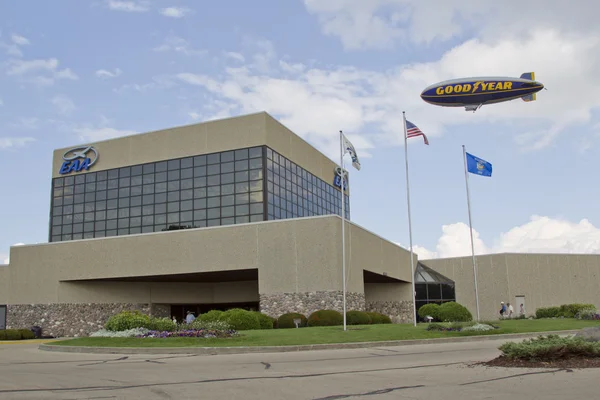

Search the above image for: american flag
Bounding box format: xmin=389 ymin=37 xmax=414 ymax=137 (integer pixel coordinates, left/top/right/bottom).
xmin=406 ymin=120 xmax=429 ymax=145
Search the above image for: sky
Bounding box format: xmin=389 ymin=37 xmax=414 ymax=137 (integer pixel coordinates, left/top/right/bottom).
xmin=2 ymin=0 xmax=600 ymax=264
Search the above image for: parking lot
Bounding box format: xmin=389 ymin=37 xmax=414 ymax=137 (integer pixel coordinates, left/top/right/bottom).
xmin=0 ymin=338 xmax=596 ymax=399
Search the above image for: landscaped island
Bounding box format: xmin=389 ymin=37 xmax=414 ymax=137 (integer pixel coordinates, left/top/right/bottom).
xmin=45 ymin=302 xmax=600 ymax=348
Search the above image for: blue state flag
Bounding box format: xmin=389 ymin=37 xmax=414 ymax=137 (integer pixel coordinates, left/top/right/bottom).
xmin=466 ymin=152 xmax=492 ymax=177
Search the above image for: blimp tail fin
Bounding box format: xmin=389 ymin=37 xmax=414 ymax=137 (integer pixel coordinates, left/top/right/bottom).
xmin=520 ymin=72 xmax=535 ymax=81
xmin=522 ymin=93 xmax=537 ymax=102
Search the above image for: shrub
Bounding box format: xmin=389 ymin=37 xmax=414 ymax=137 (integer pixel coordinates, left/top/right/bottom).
xmin=251 ymin=312 xmax=274 ymax=329
xmin=499 ymin=335 xmax=600 ymax=360
xmin=105 ymin=310 xmax=151 ymax=331
xmin=277 ymin=312 xmax=307 ymax=329
xmin=0 ymin=329 xmax=34 ymax=340
xmin=426 ymin=323 xmax=461 ymax=332
xmin=199 ymin=310 xmax=224 ymax=323
xmin=576 ymin=307 xmax=600 ymax=320
xmin=560 ymin=304 xmax=596 ymax=318
xmin=437 ymin=302 xmax=473 ymax=322
xmin=535 ymin=306 xmax=561 ymax=319
xmin=307 ymin=310 xmax=343 ymax=327
xmin=148 ymin=317 xmax=177 ymax=332
xmin=19 ymin=329 xmax=35 ymax=340
xmin=189 ymin=319 xmax=232 ymax=331
xmin=366 ymin=312 xmax=392 ymax=324
xmin=535 ymin=304 xmax=597 ymax=319
xmin=418 ymin=304 xmax=441 ymax=321
xmin=221 ymin=308 xmax=261 ymax=330
xmin=346 ymin=310 xmax=372 ymax=325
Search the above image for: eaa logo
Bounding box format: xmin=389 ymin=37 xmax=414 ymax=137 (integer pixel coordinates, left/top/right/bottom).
xmin=59 ymin=145 xmax=99 ymax=175
xmin=333 ymin=166 xmax=348 ymax=191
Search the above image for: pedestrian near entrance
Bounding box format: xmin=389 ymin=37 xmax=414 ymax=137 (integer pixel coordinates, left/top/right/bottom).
xmin=499 ymin=302 xmax=506 ymax=318
xmin=185 ymin=311 xmax=195 ymax=324
xmin=507 ymin=303 xmax=514 ymax=318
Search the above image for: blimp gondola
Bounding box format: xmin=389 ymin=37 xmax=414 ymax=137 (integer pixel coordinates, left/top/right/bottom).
xmin=420 ymin=72 xmax=544 ymax=112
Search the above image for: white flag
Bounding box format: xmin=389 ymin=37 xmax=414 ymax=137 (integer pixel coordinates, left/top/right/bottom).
xmin=342 ymin=134 xmax=361 ymax=171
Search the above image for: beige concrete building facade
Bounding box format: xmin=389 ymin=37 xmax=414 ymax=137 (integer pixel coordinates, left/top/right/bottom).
xmin=0 ymin=112 xmax=415 ymax=336
xmin=421 ymin=253 xmax=600 ymax=320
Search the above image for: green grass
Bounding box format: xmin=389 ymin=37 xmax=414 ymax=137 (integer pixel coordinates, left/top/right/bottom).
xmin=52 ymin=319 xmax=600 ymax=348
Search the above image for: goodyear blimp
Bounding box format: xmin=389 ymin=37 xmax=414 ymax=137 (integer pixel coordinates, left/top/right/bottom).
xmin=420 ymin=72 xmax=544 ymax=112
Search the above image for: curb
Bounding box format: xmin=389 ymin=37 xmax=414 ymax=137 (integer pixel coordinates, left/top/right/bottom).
xmin=37 ymin=330 xmax=580 ymax=355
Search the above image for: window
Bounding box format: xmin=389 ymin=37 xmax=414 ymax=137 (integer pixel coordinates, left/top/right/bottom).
xmin=265 ymin=147 xmax=350 ymax=221
xmin=414 ymin=263 xmax=456 ymax=315
xmin=49 ymin=146 xmax=266 ymax=242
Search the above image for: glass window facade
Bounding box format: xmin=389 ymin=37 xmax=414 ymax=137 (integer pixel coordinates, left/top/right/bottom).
xmin=49 ymin=146 xmax=266 ymax=242
xmin=266 ymin=147 xmax=350 ymax=221
xmin=414 ymin=263 xmax=456 ymax=312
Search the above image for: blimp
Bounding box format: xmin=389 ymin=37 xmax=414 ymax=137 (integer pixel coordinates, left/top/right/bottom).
xmin=420 ymin=72 xmax=544 ymax=112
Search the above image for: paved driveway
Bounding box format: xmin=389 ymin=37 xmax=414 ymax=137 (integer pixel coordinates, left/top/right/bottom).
xmin=0 ymin=338 xmax=596 ymax=399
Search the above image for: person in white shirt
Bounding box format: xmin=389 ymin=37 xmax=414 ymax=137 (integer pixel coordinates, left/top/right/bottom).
xmin=507 ymin=303 xmax=514 ymax=318
xmin=185 ymin=311 xmax=195 ymax=324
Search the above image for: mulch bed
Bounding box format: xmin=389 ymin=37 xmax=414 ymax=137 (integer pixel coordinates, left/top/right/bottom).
xmin=481 ymin=355 xmax=600 ymax=369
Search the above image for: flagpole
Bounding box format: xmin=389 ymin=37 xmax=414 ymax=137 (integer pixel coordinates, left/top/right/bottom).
xmin=403 ymin=112 xmax=417 ymax=327
xmin=340 ymin=130 xmax=347 ymax=331
xmin=462 ymin=145 xmax=481 ymax=321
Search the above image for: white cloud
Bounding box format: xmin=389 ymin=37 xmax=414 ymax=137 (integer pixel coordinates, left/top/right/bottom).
xmin=409 ymin=216 xmax=600 ymax=259
xmin=224 ymin=52 xmax=245 ymax=62
xmin=114 ymin=74 xmax=175 ymax=93
xmin=11 ymin=34 xmax=30 ymax=46
xmin=160 ymin=7 xmax=190 ymax=18
xmin=170 ymin=24 xmax=600 ymax=159
xmin=74 ymin=126 xmax=137 ymax=142
xmin=105 ymin=0 xmax=148 ymax=12
xmin=0 ymin=137 xmax=35 ymax=150
xmin=303 ymin=1 xmax=600 ymax=50
xmin=51 ymin=95 xmax=76 ymax=115
xmin=5 ymin=58 xmax=78 ymax=85
xmin=95 ymin=68 xmax=122 ymax=78
xmin=152 ymin=36 xmax=206 ymax=56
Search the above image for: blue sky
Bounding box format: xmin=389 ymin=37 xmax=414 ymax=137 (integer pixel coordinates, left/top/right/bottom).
xmin=2 ymin=0 xmax=600 ymax=263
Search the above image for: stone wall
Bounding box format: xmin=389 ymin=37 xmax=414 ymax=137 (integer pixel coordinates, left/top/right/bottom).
xmin=259 ymin=291 xmax=365 ymax=318
xmin=366 ymin=300 xmax=414 ymax=324
xmin=6 ymin=303 xmax=171 ymax=338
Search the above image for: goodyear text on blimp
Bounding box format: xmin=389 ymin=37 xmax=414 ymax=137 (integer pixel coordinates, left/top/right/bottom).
xmin=435 ymin=81 xmax=513 ymax=95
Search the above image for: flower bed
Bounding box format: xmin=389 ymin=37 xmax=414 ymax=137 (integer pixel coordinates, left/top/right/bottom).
xmin=136 ymin=328 xmax=238 ymax=339
xmin=426 ymin=321 xmax=500 ymax=332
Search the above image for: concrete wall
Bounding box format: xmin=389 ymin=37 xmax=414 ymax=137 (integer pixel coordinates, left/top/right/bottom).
xmin=58 ymin=281 xmax=258 ymax=304
xmin=422 ymin=253 xmax=600 ymax=320
xmin=2 ymin=215 xmax=414 ymax=305
xmin=51 ymin=112 xmax=342 ymax=192
xmin=0 ymin=266 xmax=8 ymax=304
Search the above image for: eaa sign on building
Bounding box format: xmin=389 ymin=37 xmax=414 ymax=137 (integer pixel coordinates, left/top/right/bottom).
xmin=59 ymin=145 xmax=99 ymax=175
xmin=333 ymin=166 xmax=348 ymax=191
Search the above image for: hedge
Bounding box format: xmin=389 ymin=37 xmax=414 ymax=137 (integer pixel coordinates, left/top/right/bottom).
xmin=308 ymin=310 xmax=344 ymax=326
xmin=277 ymin=312 xmax=308 ymax=329
xmin=437 ymin=302 xmax=473 ymax=322
xmin=252 ymin=311 xmax=275 ymax=329
xmin=536 ymin=303 xmax=597 ymax=319
xmin=0 ymin=329 xmax=35 ymax=340
xmin=367 ymin=312 xmax=392 ymax=324
xmin=221 ymin=308 xmax=261 ymax=330
xmin=418 ymin=304 xmax=441 ymax=321
xmin=199 ymin=310 xmax=224 ymax=323
xmin=346 ymin=310 xmax=372 ymax=325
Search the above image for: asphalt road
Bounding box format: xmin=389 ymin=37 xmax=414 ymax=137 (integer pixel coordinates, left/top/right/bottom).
xmin=0 ymin=338 xmax=597 ymax=399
